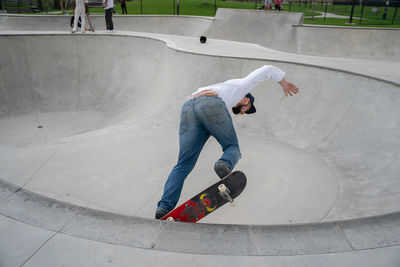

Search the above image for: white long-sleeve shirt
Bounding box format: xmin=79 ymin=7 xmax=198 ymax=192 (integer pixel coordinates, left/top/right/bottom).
xmin=192 ymin=65 xmax=285 ymax=109
xmin=103 ymin=0 xmax=114 ymax=9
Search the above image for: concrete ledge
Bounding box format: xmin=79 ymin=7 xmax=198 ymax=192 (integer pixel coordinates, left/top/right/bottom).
xmin=294 ymin=24 xmax=400 ymax=30
xmin=1 ymin=178 xmax=399 ymax=256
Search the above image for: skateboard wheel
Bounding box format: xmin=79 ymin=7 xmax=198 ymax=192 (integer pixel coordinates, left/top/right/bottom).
xmin=218 ymin=184 xmax=227 ymax=193
xmin=166 ymin=217 xmax=175 ymax=221
xmin=230 ymin=200 xmax=236 ymax=206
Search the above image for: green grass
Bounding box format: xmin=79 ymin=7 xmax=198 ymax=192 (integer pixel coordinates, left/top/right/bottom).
xmin=89 ymin=0 xmax=256 ymax=16
xmin=304 ymin=17 xmax=400 ymax=27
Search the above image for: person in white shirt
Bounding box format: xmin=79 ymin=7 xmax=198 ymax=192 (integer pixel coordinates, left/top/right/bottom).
xmin=155 ymin=65 xmax=299 ymax=219
xmin=71 ymin=0 xmax=88 ymax=33
xmin=103 ymin=0 xmax=114 ymax=32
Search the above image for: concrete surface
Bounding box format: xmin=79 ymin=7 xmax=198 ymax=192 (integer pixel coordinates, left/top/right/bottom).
xmin=1 ymin=9 xmax=400 ymax=60
xmin=1 ymin=9 xmax=400 ymax=266
xmin=1 ymin=180 xmax=400 ymax=266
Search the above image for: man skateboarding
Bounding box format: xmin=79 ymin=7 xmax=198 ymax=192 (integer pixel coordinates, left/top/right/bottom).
xmin=155 ymin=65 xmax=299 ymax=219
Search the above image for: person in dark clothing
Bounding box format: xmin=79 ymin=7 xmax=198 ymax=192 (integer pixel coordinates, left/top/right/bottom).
xmin=103 ymin=0 xmax=114 ymax=32
xmin=120 ymin=0 xmax=127 ymax=14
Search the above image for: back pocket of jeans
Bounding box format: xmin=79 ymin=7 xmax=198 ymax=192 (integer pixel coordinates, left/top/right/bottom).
xmin=200 ymin=103 xmax=227 ymax=125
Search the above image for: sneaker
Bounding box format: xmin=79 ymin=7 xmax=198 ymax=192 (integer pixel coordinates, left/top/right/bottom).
xmin=71 ymin=29 xmax=77 ymax=33
xmin=214 ymin=160 xmax=231 ymax=179
xmin=155 ymin=207 xmax=169 ymax=219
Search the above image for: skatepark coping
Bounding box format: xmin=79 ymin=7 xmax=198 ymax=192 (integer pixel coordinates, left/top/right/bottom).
xmin=2 ymin=178 xmax=400 ymax=256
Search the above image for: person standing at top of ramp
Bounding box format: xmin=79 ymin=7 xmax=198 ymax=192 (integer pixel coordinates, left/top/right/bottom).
xmin=155 ymin=65 xmax=300 ymax=219
xmin=71 ymin=0 xmax=88 ymax=33
xmin=103 ymin=0 xmax=114 ymax=32
xmin=274 ymin=0 xmax=282 ymax=11
xmin=120 ymin=0 xmax=128 ymax=14
xmin=264 ymin=0 xmax=272 ymax=10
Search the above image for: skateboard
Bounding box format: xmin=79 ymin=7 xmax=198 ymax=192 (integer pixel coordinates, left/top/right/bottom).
xmin=86 ymin=14 xmax=95 ymax=32
xmin=161 ymin=171 xmax=247 ymax=223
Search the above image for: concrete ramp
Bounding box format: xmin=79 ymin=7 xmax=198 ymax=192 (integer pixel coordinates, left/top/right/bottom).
xmin=0 ymin=14 xmax=213 ymax=36
xmin=205 ymin=9 xmax=303 ymax=53
xmin=1 ymin=34 xmax=400 ymax=225
xmin=1 ymin=10 xmax=400 ymax=59
xmin=296 ymin=25 xmax=400 ymax=60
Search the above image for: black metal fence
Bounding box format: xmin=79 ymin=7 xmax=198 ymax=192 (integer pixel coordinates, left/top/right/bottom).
xmin=1 ymin=0 xmax=399 ymax=26
xmin=286 ymin=0 xmax=400 ymax=25
xmin=0 ymin=0 xmax=43 ymax=12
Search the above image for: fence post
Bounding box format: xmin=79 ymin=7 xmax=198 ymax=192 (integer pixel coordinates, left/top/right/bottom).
xmin=324 ymin=1 xmax=328 ymax=21
xmin=349 ymin=0 xmax=356 ymax=23
xmin=359 ymin=1 xmax=364 ymax=24
xmin=393 ymin=6 xmax=398 ymax=24
xmin=383 ymin=1 xmax=389 ymax=20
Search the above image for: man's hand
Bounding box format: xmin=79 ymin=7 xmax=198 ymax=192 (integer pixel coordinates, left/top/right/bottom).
xmin=279 ymin=78 xmax=299 ymax=97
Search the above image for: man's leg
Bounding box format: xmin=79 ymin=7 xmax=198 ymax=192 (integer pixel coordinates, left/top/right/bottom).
xmin=72 ymin=13 xmax=79 ymax=32
xmin=60 ymin=0 xmax=65 ymax=13
xmin=77 ymin=8 xmax=86 ymax=32
xmin=157 ymin=101 xmax=210 ymax=215
xmin=194 ymin=96 xmax=241 ymax=178
xmin=105 ymin=9 xmax=110 ymax=30
xmin=108 ymin=8 xmax=114 ymax=30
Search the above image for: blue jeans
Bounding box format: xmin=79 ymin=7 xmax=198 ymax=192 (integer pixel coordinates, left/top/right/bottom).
xmin=157 ymin=95 xmax=242 ymax=211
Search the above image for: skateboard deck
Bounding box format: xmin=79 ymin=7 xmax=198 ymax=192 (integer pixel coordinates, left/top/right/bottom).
xmin=161 ymin=171 xmax=247 ymax=223
xmin=86 ymin=14 xmax=95 ymax=32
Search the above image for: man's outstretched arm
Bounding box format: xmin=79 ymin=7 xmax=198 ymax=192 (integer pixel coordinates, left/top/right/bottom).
xmin=238 ymin=65 xmax=286 ymax=91
xmin=238 ymin=65 xmax=299 ymax=97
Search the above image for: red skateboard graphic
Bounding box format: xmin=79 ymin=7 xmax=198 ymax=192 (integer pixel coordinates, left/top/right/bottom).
xmin=161 ymin=171 xmax=247 ymax=223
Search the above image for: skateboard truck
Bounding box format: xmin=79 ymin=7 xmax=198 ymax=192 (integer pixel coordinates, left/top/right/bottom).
xmin=218 ymin=184 xmax=236 ymax=206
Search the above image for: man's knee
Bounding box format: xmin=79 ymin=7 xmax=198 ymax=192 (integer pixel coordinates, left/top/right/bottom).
xmin=229 ymin=145 xmax=242 ymax=163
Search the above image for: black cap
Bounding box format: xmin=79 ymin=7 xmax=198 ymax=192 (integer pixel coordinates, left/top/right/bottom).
xmin=245 ymin=93 xmax=256 ymax=114
xmin=200 ymin=36 xmax=207 ymax=43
